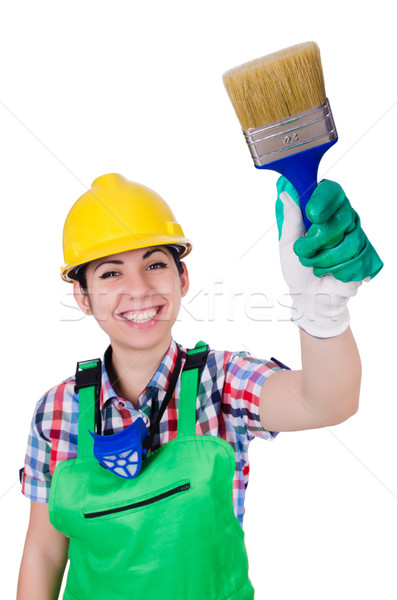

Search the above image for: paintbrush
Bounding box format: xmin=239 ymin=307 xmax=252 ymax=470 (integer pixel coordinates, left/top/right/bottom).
xmin=223 ymin=42 xmax=338 ymax=231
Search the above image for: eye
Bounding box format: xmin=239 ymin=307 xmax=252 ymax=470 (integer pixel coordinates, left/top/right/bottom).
xmin=99 ymin=270 xmax=120 ymax=279
xmin=147 ymin=261 xmax=167 ymax=271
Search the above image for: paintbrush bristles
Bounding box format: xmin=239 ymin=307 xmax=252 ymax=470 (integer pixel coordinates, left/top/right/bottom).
xmin=223 ymin=42 xmax=326 ymax=131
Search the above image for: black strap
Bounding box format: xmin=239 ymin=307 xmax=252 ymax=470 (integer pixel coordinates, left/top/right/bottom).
xmin=74 ymin=358 xmax=102 ymax=434
xmin=183 ymin=343 xmax=210 ymax=397
xmin=143 ymin=344 xmax=209 ymax=450
xmin=270 ymin=356 xmax=291 ymax=371
xmin=142 ymin=346 xmax=182 ymax=452
xmin=183 ymin=344 xmax=210 ymax=372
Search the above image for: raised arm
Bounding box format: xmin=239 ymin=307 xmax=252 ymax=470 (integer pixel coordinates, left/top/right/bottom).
xmin=260 ymin=327 xmax=360 ymax=431
xmin=259 ymin=177 xmax=382 ymax=432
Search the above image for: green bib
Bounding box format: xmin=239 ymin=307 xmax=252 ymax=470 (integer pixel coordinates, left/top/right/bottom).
xmin=49 ymin=343 xmax=255 ymax=600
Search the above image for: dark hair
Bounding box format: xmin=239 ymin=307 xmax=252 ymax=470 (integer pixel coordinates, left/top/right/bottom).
xmin=74 ymin=263 xmax=88 ymax=292
xmin=75 ymin=245 xmax=184 ymax=293
xmin=167 ymin=245 xmax=185 ymax=276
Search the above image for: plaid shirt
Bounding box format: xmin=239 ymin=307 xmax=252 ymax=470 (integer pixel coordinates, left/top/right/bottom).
xmin=22 ymin=340 xmax=282 ymax=526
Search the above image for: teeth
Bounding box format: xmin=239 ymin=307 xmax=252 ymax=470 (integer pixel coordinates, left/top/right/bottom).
xmin=122 ymin=308 xmax=158 ymax=323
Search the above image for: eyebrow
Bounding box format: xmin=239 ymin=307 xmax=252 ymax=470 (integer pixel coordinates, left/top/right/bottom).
xmin=93 ymin=249 xmax=168 ymax=273
xmin=142 ymin=248 xmax=168 ymax=259
xmin=93 ymin=260 xmax=123 ymax=273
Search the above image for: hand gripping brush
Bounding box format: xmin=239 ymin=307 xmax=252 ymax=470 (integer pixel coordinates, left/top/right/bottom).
xmin=223 ymin=42 xmax=338 ymax=231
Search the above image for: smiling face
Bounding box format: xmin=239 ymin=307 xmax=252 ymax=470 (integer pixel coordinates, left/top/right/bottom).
xmin=73 ymin=246 xmax=189 ymax=356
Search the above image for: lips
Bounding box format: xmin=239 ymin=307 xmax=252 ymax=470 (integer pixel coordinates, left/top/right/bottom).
xmin=120 ymin=306 xmax=161 ymax=324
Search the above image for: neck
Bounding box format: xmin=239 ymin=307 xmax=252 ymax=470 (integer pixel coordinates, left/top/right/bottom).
xmin=108 ymin=336 xmax=172 ymax=408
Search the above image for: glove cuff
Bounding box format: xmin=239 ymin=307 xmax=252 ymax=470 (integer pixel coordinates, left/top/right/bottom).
xmin=289 ymin=279 xmax=361 ymax=338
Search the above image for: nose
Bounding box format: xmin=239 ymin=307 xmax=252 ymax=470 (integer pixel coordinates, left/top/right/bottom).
xmin=118 ymin=270 xmax=157 ymax=304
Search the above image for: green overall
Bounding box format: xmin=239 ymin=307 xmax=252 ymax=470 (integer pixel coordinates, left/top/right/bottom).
xmin=49 ymin=344 xmax=255 ymax=599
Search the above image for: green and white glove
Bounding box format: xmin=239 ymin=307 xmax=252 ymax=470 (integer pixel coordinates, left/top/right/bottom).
xmin=276 ymin=176 xmax=383 ymax=338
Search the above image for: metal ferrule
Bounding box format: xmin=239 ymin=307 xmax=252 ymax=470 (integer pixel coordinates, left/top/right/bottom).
xmin=243 ymin=99 xmax=337 ymax=166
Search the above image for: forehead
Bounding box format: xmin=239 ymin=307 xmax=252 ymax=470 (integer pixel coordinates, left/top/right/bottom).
xmin=88 ymin=246 xmax=172 ymax=270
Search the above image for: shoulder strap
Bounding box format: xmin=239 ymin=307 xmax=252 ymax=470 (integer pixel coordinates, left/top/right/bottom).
xmin=75 ymin=358 xmax=102 ymax=459
xmin=177 ymin=341 xmax=209 ymax=438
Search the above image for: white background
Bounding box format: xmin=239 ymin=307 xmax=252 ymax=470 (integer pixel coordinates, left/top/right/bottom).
xmin=1 ymin=1 xmax=396 ymax=598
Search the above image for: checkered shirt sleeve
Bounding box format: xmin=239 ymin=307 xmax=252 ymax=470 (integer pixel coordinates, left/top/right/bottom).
xmin=21 ymin=378 xmax=77 ymax=502
xmin=223 ymin=350 xmax=280 ymax=440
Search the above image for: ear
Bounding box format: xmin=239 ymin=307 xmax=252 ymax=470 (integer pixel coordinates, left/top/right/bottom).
xmin=180 ymin=262 xmax=190 ymax=298
xmin=73 ymin=281 xmax=93 ymax=315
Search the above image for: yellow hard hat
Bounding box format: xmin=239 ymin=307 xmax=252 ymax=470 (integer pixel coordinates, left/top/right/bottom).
xmin=61 ymin=173 xmax=192 ymax=282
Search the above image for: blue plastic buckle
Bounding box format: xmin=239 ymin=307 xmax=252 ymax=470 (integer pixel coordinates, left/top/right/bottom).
xmin=90 ymin=417 xmax=148 ymax=479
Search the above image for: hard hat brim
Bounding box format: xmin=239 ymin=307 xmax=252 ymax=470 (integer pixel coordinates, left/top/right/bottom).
xmin=61 ymin=239 xmax=192 ymax=283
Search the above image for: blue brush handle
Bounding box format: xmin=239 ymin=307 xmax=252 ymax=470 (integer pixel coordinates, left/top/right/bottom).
xmin=257 ymin=139 xmax=338 ymax=231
